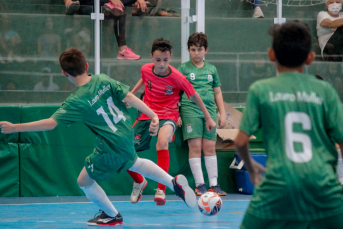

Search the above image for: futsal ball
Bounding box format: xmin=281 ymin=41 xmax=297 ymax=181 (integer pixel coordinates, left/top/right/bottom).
xmin=198 ymin=192 xmax=223 ymax=216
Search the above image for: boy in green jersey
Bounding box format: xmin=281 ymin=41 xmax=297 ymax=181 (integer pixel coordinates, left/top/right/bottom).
xmin=0 ymin=48 xmax=196 ymax=226
xmin=177 ymin=32 xmax=227 ymax=196
xmin=235 ymin=22 xmax=343 ymax=228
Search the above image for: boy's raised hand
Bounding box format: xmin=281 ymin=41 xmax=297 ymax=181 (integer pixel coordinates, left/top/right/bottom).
xmin=206 ymin=118 xmax=217 ymax=132
xmin=176 ymin=117 xmax=182 ymax=127
xmin=123 ymin=101 xmax=131 ymax=109
xmin=248 ymin=160 xmax=266 ymax=186
xmin=0 ymin=121 xmax=15 ymax=134
xmin=149 ymin=116 xmax=159 ymax=136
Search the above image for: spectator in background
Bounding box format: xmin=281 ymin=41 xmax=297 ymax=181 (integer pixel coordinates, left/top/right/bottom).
xmin=317 ymin=0 xmax=343 ymax=61
xmin=64 ymin=16 xmax=91 ymax=55
xmin=33 ymin=67 xmax=59 ymax=91
xmin=5 ymin=81 xmax=16 ymax=90
xmin=0 ymin=14 xmax=23 ymax=63
xmin=250 ymin=54 xmax=272 ymax=81
xmin=64 ymin=0 xmax=146 ymax=60
xmin=243 ymin=0 xmax=264 ymax=18
xmin=131 ymin=0 xmax=180 ymax=17
xmin=37 ymin=17 xmax=61 ymax=58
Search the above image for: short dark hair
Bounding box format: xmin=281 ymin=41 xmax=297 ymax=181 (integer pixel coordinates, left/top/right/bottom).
xmin=187 ymin=32 xmax=208 ymax=49
xmin=315 ymin=74 xmax=324 ymax=80
xmin=151 ymin=38 xmax=172 ymax=55
xmin=270 ymin=21 xmax=312 ymax=68
xmin=59 ymin=47 xmax=87 ymax=77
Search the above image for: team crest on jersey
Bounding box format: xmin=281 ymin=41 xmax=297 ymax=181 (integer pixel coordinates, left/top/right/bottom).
xmin=187 ymin=124 xmax=193 ymax=133
xmin=207 ymin=73 xmax=213 ymax=81
xmin=164 ymin=85 xmax=174 ymax=95
xmin=134 ymin=134 xmax=142 ymax=145
xmin=58 ymin=108 xmax=66 ymax=113
xmin=147 ymin=80 xmax=152 ymax=91
xmin=190 ymin=73 xmax=195 ymax=80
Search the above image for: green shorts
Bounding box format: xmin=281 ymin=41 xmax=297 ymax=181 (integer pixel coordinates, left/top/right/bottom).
xmin=133 ymin=119 xmax=176 ymax=152
xmin=85 ymin=139 xmax=137 ymax=181
xmin=240 ymin=211 xmax=343 ymax=229
xmin=181 ymin=117 xmax=217 ymax=141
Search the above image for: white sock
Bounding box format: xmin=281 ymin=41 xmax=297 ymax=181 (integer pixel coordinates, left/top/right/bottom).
xmin=205 ymin=155 xmax=218 ymax=187
xmin=189 ymin=157 xmax=204 ymax=186
xmin=129 ymin=157 xmax=174 ymax=191
xmin=338 ymin=149 xmax=343 ymax=184
xmin=80 ymin=182 xmax=118 ymax=217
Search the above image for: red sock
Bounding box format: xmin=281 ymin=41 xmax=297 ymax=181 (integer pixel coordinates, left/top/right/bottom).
xmin=157 ymin=149 xmax=170 ymax=191
xmin=127 ymin=170 xmax=144 ymax=183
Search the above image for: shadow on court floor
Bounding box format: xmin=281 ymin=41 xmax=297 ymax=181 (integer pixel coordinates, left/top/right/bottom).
xmin=0 ymin=194 xmax=251 ymax=229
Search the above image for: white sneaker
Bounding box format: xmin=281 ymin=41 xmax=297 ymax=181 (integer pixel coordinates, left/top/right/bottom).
xmin=172 ymin=175 xmax=196 ymax=208
xmin=253 ymin=7 xmax=264 ymax=18
xmin=154 ymin=188 xmax=166 ymax=206
xmin=130 ymin=177 xmax=148 ymax=204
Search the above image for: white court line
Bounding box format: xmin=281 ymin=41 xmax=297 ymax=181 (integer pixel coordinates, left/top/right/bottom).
xmin=0 ymin=200 xmax=180 ymax=206
xmin=37 ymin=221 xmax=55 ymax=223
xmin=0 ymin=200 xmax=250 ymax=206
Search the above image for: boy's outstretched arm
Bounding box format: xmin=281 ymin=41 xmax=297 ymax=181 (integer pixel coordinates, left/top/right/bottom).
xmin=235 ymin=130 xmax=266 ymax=185
xmin=123 ymin=92 xmax=159 ymax=136
xmin=131 ymin=79 xmax=145 ymax=95
xmin=0 ymin=118 xmax=58 ymax=134
xmin=190 ymin=92 xmax=216 ymax=131
xmin=214 ymin=87 xmax=226 ymax=128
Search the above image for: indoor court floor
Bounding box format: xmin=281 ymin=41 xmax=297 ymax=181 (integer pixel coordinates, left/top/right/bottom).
xmin=0 ymin=194 xmax=251 ymax=229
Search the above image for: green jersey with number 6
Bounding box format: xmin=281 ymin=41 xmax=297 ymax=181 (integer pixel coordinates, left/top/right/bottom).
xmin=240 ymin=72 xmax=343 ymax=221
xmin=52 ymin=74 xmax=135 ymax=164
xmin=178 ymin=61 xmax=221 ymax=118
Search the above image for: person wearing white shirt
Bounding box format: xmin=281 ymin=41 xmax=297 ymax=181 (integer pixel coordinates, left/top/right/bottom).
xmin=33 ymin=67 xmax=59 ymax=91
xmin=317 ymin=0 xmax=343 ymax=61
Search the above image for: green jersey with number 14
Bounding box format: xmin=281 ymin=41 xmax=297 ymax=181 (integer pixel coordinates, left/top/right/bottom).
xmin=52 ymin=74 xmax=135 ymax=161
xmin=240 ymin=72 xmax=343 ymax=221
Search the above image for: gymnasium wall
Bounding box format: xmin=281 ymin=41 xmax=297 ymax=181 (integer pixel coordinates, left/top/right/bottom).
xmin=0 ymin=1 xmax=334 ymax=197
xmin=0 ymin=105 xmax=264 ymax=197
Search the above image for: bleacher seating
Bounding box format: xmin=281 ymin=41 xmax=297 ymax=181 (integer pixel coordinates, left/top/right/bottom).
xmin=0 ymin=0 xmax=340 ymax=104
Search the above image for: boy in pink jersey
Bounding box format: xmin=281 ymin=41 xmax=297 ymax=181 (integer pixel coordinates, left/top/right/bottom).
xmin=127 ymin=38 xmax=216 ymax=205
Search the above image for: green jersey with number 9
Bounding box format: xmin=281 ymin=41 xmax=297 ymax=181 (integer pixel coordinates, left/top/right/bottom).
xmin=178 ymin=61 xmax=221 ymax=118
xmin=51 ymin=74 xmax=136 ymax=169
xmin=240 ymin=72 xmax=343 ymax=221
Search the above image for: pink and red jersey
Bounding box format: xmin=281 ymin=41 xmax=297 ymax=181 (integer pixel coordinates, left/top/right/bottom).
xmin=139 ymin=63 xmax=196 ymax=122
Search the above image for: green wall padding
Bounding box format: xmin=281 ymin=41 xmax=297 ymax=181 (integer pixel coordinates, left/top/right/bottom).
xmin=0 ymin=106 xmax=21 ymax=197
xmin=0 ymin=105 xmax=263 ymax=197
xmin=0 ymin=144 xmax=20 ymax=197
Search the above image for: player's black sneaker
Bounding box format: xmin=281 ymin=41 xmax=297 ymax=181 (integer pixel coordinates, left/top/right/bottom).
xmin=195 ymin=183 xmax=207 ymax=196
xmin=87 ymin=210 xmax=123 ymax=226
xmin=208 ymin=184 xmax=227 ymax=196
xmin=172 ymin=175 xmax=196 ymax=208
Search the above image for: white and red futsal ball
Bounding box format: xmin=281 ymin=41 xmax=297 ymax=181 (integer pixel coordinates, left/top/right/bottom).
xmin=198 ymin=191 xmax=223 ymax=216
